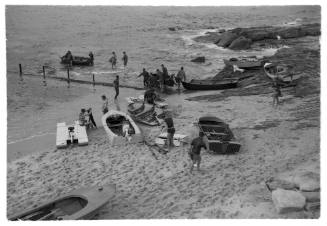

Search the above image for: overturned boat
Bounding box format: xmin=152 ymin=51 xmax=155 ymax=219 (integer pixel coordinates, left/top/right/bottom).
xmin=102 ymin=110 xmax=143 ymax=146
xmin=198 ymin=116 xmax=241 ymax=154
xmin=9 ymin=184 xmax=116 ymax=220
xmin=182 ymin=79 xmax=238 ymax=90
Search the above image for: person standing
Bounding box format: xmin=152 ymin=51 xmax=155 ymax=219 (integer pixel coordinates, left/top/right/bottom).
xmin=161 ymin=64 xmax=168 ymax=92
xmin=189 ymin=132 xmax=207 ymax=173
xmin=114 ymin=75 xmax=119 ymax=100
xmin=162 ymin=111 xmax=175 ymax=151
xmin=176 ymin=66 xmax=186 ymax=90
xmin=272 ymin=81 xmax=282 ymax=107
xmin=86 ymin=108 xmax=97 ymax=128
xmin=138 ymin=68 xmax=150 ymax=87
xmin=109 ymin=51 xmax=117 ymax=69
xmin=101 ymin=95 xmax=109 ymax=114
xmin=157 ymin=69 xmax=164 ymax=92
xmin=122 ymin=51 xmax=128 ymax=68
xmin=89 ymin=51 xmax=94 ymax=66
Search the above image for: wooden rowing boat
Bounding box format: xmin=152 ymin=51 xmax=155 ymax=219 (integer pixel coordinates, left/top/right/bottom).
xmin=198 ymin=116 xmax=241 ymax=154
xmin=102 ymin=110 xmax=143 ymax=146
xmin=223 ymin=58 xmax=264 ymax=69
xmin=128 ymin=103 xmax=160 ymax=126
xmin=181 ymin=79 xmax=238 ymax=90
xmin=9 ymin=184 xmax=116 ymax=220
xmin=263 ymin=62 xmax=301 ymax=83
xmin=60 ymin=56 xmax=93 ymax=66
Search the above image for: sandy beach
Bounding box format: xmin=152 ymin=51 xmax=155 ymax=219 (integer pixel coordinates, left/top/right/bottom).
xmin=6 ymin=5 xmax=320 ymax=220
xmin=7 ymin=80 xmax=320 ymax=219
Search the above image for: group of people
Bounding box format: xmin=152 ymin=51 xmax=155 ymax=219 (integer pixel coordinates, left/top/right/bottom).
xmin=109 ymin=51 xmax=128 ymax=69
xmin=137 ymin=65 xmax=186 ymax=91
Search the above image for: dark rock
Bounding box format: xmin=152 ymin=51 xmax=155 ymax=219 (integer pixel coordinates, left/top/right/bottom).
xmin=229 ymin=36 xmax=252 ymax=50
xmin=300 ymin=191 xmax=320 ymax=202
xmin=168 ymin=27 xmax=176 ymax=31
xmin=218 ymin=29 xmax=226 ymax=33
xmin=215 ymin=32 xmax=238 ymax=47
xmin=191 ymin=56 xmax=205 ymax=63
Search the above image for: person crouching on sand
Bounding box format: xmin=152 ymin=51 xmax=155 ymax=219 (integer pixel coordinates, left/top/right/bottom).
xmin=189 ymin=132 xmax=207 ymax=173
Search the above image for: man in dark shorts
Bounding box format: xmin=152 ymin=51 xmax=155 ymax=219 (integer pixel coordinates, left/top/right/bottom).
xmin=163 ymin=111 xmax=175 ymax=151
xmin=114 ymin=75 xmax=119 ymax=99
xmin=138 ymin=68 xmax=150 ymax=87
xmin=189 ymin=132 xmax=207 ymax=173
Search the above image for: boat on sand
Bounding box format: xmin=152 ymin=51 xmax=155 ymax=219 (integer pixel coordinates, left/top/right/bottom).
xmin=264 ymin=62 xmax=301 ymax=83
xmin=128 ymin=103 xmax=160 ymax=126
xmin=102 ymin=110 xmax=143 ymax=146
xmin=198 ymin=116 xmax=241 ymax=154
xmin=182 ymin=79 xmax=238 ymax=90
xmin=9 ymin=184 xmax=116 ymax=220
xmin=223 ymin=57 xmax=265 ymax=69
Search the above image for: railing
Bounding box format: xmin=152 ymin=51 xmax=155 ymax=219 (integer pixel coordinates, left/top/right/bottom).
xmin=13 ymin=63 xmax=144 ymax=90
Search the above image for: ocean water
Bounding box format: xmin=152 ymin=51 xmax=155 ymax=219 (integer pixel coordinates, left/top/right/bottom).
xmin=6 ymin=5 xmax=320 ymax=144
xmin=6 ymin=6 xmax=320 ymax=83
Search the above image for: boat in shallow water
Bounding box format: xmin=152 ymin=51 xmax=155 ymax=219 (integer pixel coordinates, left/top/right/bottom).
xmin=9 ymin=184 xmax=116 ymax=221
xmin=198 ymin=116 xmax=241 ymax=154
xmin=182 ymin=79 xmax=238 ymax=90
xmin=102 ymin=110 xmax=143 ymax=146
xmin=60 ymin=56 xmax=93 ymax=66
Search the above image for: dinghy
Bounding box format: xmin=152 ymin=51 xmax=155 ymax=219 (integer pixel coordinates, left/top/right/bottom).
xmin=224 ymin=57 xmax=265 ymax=69
xmin=181 ymin=79 xmax=238 ymax=90
xmin=198 ymin=116 xmax=241 ymax=154
xmin=128 ymin=103 xmax=161 ymax=126
xmin=56 ymin=121 xmax=88 ymax=148
xmin=9 ymin=184 xmax=116 ymax=220
xmin=60 ymin=56 xmax=93 ymax=66
xmin=102 ymin=110 xmax=143 ymax=146
xmin=264 ymin=62 xmax=301 ymax=83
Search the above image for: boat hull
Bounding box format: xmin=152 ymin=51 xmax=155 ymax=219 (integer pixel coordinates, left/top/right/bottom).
xmin=8 ymin=184 xmax=116 ymax=220
xmin=102 ymin=110 xmax=143 ymax=146
xmin=60 ymin=56 xmax=93 ymax=66
xmin=223 ymin=59 xmax=263 ymax=69
xmin=198 ymin=115 xmax=241 ymax=154
xmin=182 ymin=80 xmax=238 ymax=90
xmin=128 ymin=103 xmax=160 ymax=126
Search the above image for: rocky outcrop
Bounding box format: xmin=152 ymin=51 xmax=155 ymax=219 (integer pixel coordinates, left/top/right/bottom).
xmin=193 ymin=23 xmax=320 ymax=50
xmin=272 ymin=189 xmax=306 ymax=214
xmin=215 ymin=32 xmax=238 ymax=47
xmin=229 ymin=36 xmax=252 ymax=50
xmin=191 ymin=56 xmax=205 ymax=63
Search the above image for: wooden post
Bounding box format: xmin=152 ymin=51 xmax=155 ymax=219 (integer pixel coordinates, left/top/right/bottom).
xmin=67 ymin=68 xmax=70 ymax=84
xmin=19 ymin=64 xmax=22 ymax=75
xmin=92 ymin=74 xmax=95 ymax=86
xmin=42 ymin=66 xmax=46 ymax=80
